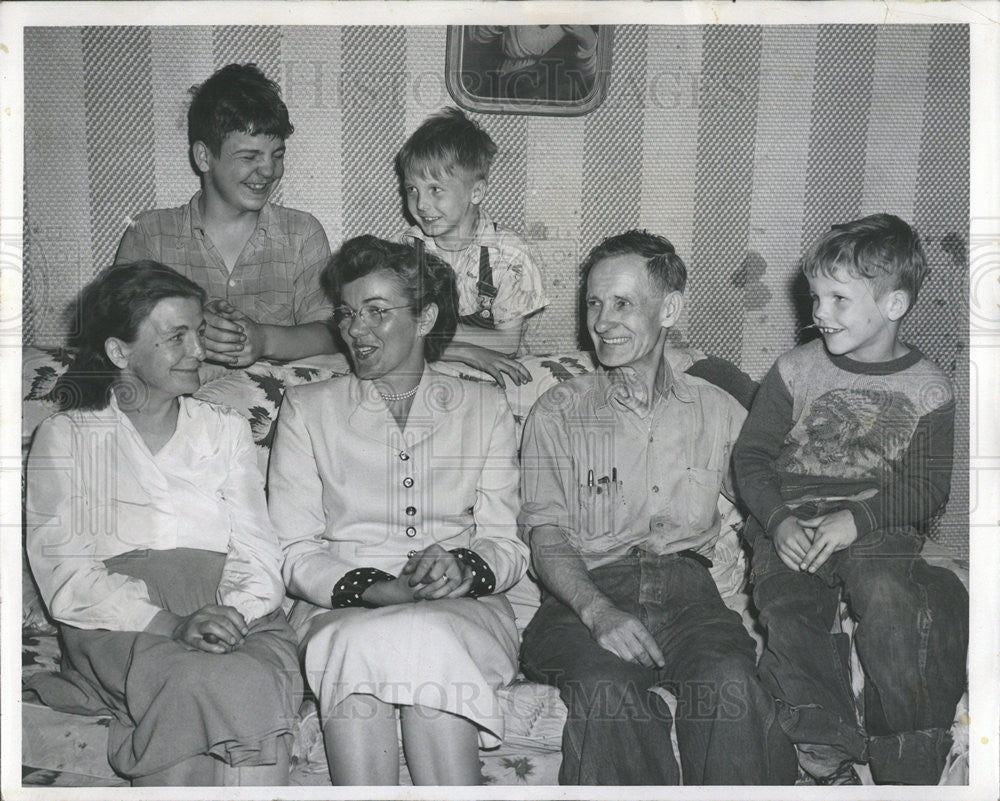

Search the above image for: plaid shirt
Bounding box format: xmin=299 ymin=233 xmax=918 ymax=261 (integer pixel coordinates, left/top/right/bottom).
xmin=115 ymin=192 xmax=332 ymax=326
xmin=401 ymin=209 xmax=548 ymax=328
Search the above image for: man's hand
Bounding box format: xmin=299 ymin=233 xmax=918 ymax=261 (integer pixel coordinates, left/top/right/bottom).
xmin=400 ymin=543 xmax=474 ymax=600
xmin=583 ymin=598 xmax=665 ymax=669
xmin=796 ymin=509 xmax=858 ymax=573
xmin=204 ymin=299 xmax=266 ymax=367
xmin=772 ymin=516 xmax=814 ymax=572
xmin=444 ymin=342 xmax=531 ymax=389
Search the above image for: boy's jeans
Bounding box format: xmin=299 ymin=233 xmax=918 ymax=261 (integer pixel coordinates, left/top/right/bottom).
xmin=747 ymin=518 xmax=968 ymax=784
xmin=521 ymin=550 xmax=797 ymax=785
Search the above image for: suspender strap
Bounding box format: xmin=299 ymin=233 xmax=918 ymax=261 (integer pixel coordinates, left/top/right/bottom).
xmin=460 ymin=223 xmax=499 ymax=328
xmin=415 ymin=224 xmax=499 ymax=328
xmin=476 ymin=243 xmax=498 ymax=301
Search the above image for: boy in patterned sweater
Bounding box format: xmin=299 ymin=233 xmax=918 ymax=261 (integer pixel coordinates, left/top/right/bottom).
xmin=734 ymin=214 xmax=967 ymax=785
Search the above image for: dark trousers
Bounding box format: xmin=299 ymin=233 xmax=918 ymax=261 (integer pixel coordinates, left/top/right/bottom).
xmin=520 ymin=551 xmax=797 ymax=785
xmin=748 ymin=521 xmax=968 ymax=784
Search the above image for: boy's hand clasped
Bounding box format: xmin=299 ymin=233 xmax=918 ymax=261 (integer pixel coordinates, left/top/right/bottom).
xmin=204 ymin=299 xmax=265 ymax=367
xmin=797 ymin=509 xmax=858 ymax=572
xmin=773 ymin=511 xmax=858 ymax=574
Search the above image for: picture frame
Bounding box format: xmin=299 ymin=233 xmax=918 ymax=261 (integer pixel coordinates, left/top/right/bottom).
xmin=445 ymin=25 xmax=613 ymax=116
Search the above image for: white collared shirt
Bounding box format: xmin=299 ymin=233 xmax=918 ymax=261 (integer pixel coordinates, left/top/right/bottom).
xmin=26 ymin=395 xmax=284 ymax=631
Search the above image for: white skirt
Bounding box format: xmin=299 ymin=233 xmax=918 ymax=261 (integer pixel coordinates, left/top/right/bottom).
xmin=294 ymin=594 xmax=519 ymax=748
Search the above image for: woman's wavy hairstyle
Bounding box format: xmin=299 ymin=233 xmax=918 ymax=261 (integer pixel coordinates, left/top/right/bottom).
xmin=321 ymin=235 xmax=458 ymax=362
xmin=53 ymin=262 xmax=205 ymax=411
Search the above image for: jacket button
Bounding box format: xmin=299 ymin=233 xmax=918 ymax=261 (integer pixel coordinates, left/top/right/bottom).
xmin=402 ymin=477 xmax=414 ymax=488
xmin=405 ymin=506 xmax=417 ymax=516
xmin=407 ymin=549 xmax=417 ymax=558
xmin=399 ymin=452 xmax=410 ymax=461
xmin=405 ymin=526 xmax=417 ymax=537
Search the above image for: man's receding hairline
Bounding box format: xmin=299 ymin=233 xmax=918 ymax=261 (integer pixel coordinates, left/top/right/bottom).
xmin=587 ymin=254 xmax=670 ymax=297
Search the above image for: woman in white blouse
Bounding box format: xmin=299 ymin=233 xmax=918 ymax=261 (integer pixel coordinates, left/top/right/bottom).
xmin=25 ymin=262 xmax=299 ymax=786
xmin=268 ymin=236 xmax=529 ymax=785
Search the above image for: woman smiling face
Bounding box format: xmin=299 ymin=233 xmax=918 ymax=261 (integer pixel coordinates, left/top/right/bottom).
xmin=338 ymin=269 xmax=437 ymax=386
xmin=110 ymin=295 xmax=206 ymax=410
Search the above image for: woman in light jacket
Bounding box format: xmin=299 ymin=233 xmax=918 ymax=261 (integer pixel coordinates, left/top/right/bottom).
xmin=25 ymin=262 xmax=299 ymax=786
xmin=268 ymin=236 xmax=528 ymax=785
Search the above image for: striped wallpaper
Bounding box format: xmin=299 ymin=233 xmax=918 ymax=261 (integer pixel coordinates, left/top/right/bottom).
xmin=22 ymin=24 xmax=969 ymax=554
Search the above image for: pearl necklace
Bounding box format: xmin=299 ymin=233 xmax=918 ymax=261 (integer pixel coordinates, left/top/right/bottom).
xmin=378 ymin=384 xmax=419 ymax=402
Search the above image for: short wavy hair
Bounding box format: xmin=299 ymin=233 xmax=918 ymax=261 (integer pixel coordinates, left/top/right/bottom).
xmin=187 ymin=63 xmax=293 ymax=156
xmin=55 ymin=262 xmax=205 ymax=411
xmin=321 ymin=236 xmax=459 ymax=362
xmin=801 ymin=213 xmax=928 ymax=311
xmin=397 ymin=107 xmax=498 ymax=181
xmin=582 ymin=229 xmax=687 ymax=294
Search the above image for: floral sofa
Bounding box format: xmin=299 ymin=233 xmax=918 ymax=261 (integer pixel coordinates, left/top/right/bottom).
xmin=19 ymin=345 xmax=968 ymax=787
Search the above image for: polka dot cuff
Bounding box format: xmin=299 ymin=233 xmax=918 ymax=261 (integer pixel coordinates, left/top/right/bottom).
xmin=450 ymin=548 xmax=496 ymax=598
xmin=331 ymin=568 xmax=396 ymax=609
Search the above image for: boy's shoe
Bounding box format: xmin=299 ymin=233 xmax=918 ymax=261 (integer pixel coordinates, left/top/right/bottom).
xmin=814 ymin=763 xmax=863 ymax=785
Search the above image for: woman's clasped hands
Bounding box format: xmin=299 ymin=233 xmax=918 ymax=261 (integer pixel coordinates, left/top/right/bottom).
xmin=169 ymin=605 xmax=249 ymax=654
xmin=401 ymin=544 xmax=474 ymax=600
xmin=355 ymin=545 xmax=474 ymax=607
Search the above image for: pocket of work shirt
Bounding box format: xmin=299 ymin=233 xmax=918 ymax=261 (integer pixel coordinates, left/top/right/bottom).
xmin=684 ymin=466 xmax=723 ymax=533
xmin=575 ymin=483 xmax=625 ymax=543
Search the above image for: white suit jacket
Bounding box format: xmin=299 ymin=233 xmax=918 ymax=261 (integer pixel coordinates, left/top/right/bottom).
xmin=268 ymin=367 xmax=529 ymax=609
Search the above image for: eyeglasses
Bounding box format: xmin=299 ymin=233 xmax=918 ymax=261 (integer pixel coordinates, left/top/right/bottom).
xmin=333 ymin=303 xmax=414 ymax=328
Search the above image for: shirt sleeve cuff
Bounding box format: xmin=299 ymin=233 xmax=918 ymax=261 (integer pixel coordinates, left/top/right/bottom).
xmin=764 ymin=505 xmax=795 ymax=535
xmin=844 ymin=500 xmax=878 ymax=540
xmin=331 ymin=568 xmax=396 ymax=608
xmin=450 ymin=548 xmax=497 ymax=598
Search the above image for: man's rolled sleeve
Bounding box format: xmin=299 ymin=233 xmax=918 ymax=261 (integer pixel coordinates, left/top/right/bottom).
xmin=518 ymin=405 xmax=575 ymax=545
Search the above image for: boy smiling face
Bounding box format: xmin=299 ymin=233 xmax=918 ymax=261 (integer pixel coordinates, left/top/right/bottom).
xmin=193 ymin=131 xmax=286 ymax=216
xmin=403 ymin=164 xmax=486 ymax=249
xmin=807 ymin=267 xmax=908 ymax=363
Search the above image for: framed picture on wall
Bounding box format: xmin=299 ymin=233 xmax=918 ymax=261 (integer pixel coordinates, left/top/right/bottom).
xmin=446 ymin=25 xmax=613 ymax=116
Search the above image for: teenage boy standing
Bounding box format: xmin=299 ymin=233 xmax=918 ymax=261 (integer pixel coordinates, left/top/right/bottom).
xmin=117 ymin=63 xmax=335 ymax=367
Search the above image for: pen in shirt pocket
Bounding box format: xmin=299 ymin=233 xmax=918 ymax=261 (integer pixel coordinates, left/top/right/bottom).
xmin=585 ymin=467 xmax=622 ymax=496
xmin=586 ymin=467 xmax=624 ymax=535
